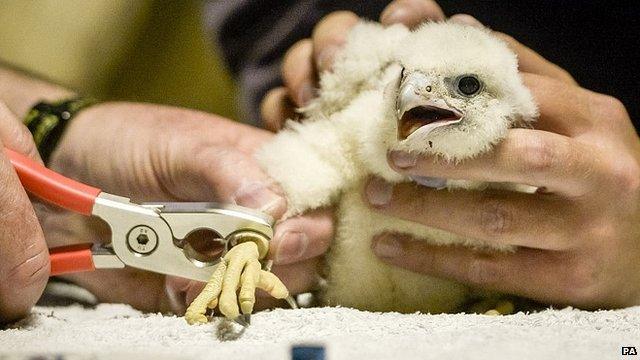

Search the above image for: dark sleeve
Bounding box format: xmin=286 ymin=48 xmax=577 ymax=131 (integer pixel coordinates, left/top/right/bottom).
xmin=203 ymin=0 xmax=389 ymax=126
xmin=205 ymin=0 xmax=639 ymax=128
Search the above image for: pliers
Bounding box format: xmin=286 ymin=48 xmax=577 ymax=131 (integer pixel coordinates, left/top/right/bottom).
xmin=5 ymin=147 xmax=276 ymax=324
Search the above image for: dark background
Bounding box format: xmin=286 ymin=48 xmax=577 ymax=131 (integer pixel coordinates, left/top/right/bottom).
xmin=212 ymin=0 xmax=639 ymax=129
xmin=438 ymin=0 xmax=639 ymax=130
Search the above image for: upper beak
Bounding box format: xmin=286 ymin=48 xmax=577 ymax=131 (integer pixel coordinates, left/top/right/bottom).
xmin=396 ymin=73 xmax=463 ymax=140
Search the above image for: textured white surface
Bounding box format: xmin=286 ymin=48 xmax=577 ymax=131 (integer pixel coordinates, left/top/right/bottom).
xmin=1 ymin=304 xmax=640 ymax=359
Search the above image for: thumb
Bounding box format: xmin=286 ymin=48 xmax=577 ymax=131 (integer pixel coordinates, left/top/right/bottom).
xmin=0 ymin=138 xmax=49 ymax=323
xmin=171 ymin=143 xmax=287 ymax=220
xmin=0 ymin=102 xmax=43 ymax=163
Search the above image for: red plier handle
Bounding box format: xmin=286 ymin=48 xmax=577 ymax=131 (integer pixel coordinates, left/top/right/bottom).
xmin=5 ymin=148 xmax=103 ymax=276
xmin=7 ymin=148 xmax=101 ymax=215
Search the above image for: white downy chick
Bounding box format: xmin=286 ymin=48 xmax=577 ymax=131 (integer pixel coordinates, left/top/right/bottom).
xmin=256 ymin=21 xmax=538 ymax=313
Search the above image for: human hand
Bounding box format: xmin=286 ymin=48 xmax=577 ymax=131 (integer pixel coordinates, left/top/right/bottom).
xmin=41 ymin=102 xmax=331 ymax=313
xmin=365 ymin=16 xmax=640 ymax=309
xmin=0 ymin=102 xmax=49 ymax=323
xmin=259 ymin=0 xmax=446 ymax=131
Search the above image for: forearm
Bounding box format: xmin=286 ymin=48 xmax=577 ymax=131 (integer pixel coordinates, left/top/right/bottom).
xmin=0 ymin=63 xmax=75 ymax=118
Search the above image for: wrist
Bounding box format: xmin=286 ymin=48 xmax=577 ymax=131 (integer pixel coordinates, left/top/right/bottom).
xmin=24 ymin=97 xmax=97 ymax=164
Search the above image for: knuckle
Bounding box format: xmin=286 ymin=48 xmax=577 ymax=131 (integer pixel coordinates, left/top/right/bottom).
xmin=13 ymin=123 xmax=38 ymax=158
xmin=383 ymin=0 xmax=445 ymax=24
xmin=284 ymin=39 xmax=312 ymax=62
xmin=590 ymin=94 xmax=629 ymax=121
xmin=495 ymin=32 xmax=516 ymax=45
xmin=477 ymin=195 xmax=513 ymax=237
xmin=260 ymin=88 xmax=286 ymax=125
xmin=465 ymin=254 xmax=500 ymax=287
xmin=564 ymin=258 xmax=602 ymax=304
xmin=610 ymin=156 xmax=640 ymax=195
xmin=585 ymin=221 xmax=617 ymax=243
xmin=555 ymin=68 xmax=577 ymax=85
xmin=314 ymin=11 xmax=358 ymax=36
xmin=282 ymin=39 xmax=313 ymax=76
xmin=0 ymin=107 xmax=37 ymax=159
xmin=517 ymin=135 xmax=557 ymax=173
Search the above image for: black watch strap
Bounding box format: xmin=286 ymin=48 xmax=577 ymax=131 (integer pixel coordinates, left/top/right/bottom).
xmin=23 ymin=98 xmax=96 ymax=164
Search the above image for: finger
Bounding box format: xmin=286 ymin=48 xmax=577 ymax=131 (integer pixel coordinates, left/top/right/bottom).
xmin=311 ymin=11 xmax=359 ymax=73
xmin=366 ymin=178 xmax=576 ymax=250
xmin=176 ymin=144 xmax=287 ymax=219
xmin=239 ymin=259 xmax=261 ymax=314
xmin=260 ymin=87 xmax=297 ymax=132
xmin=388 ymin=129 xmax=607 ymax=197
xmin=0 ymin=103 xmax=42 ymax=162
xmin=270 ymin=208 xmax=334 ymax=265
xmin=282 ymin=39 xmax=317 ymax=107
xmin=165 ymin=276 xmax=198 ymax=315
xmin=372 ymin=233 xmax=577 ymax=306
xmin=523 ymin=73 xmax=593 ymax=136
xmin=0 ymin=140 xmax=49 ymax=323
xmin=64 ymin=269 xmax=166 ymax=313
xmin=495 ymin=32 xmax=577 ymax=85
xmin=449 ymin=14 xmax=576 ymax=85
xmin=258 ymin=270 xmax=289 ymax=299
xmin=267 ymin=257 xmax=322 ymax=296
xmin=380 ymin=0 xmax=445 ymax=28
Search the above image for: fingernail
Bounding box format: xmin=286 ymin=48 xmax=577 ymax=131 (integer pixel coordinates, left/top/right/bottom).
xmin=372 ymin=235 xmax=404 ymax=258
xmin=316 ymin=45 xmax=340 ymax=72
xmin=234 ymin=182 xmax=287 ymax=217
xmin=381 ymin=7 xmax=409 ymax=25
xmin=366 ymin=178 xmax=393 ymax=207
xmin=449 ymin=14 xmax=484 ymax=28
xmin=410 ymin=175 xmax=447 ymax=189
xmin=389 ymin=151 xmax=418 ymax=169
xmin=275 ymin=231 xmax=308 ymax=263
xmin=297 ymin=82 xmax=317 ymax=106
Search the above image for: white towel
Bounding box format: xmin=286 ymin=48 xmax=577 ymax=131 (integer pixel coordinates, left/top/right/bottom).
xmin=2 ymin=303 xmax=639 ymax=359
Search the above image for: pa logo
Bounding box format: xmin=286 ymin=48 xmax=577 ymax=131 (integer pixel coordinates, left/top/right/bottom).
xmin=622 ymin=346 xmax=638 ymax=356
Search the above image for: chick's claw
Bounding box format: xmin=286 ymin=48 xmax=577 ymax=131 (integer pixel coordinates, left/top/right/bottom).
xmin=184 ymin=241 xmax=289 ymax=325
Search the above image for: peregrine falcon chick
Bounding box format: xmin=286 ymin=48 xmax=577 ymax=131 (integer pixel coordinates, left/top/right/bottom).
xmin=256 ymin=21 xmax=538 ymax=313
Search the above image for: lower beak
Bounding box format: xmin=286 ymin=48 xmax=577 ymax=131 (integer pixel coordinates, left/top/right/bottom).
xmin=397 ymin=99 xmax=463 ymax=140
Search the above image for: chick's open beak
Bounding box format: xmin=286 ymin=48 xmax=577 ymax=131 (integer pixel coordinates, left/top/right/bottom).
xmin=397 ymin=73 xmax=463 ymax=140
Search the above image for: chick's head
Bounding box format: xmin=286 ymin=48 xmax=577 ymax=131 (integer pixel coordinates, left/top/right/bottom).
xmin=382 ymin=22 xmax=538 ymax=162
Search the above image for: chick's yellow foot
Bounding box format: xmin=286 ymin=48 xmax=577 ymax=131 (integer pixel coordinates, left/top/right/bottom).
xmin=484 ymin=300 xmax=515 ymax=316
xmin=184 ymin=241 xmax=289 ymax=325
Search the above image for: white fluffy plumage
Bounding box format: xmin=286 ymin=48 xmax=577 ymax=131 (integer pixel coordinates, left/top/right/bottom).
xmin=256 ymin=21 xmax=538 ymax=313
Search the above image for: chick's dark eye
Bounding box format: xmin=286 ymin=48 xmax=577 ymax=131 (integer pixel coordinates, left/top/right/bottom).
xmin=457 ymin=76 xmax=481 ymax=96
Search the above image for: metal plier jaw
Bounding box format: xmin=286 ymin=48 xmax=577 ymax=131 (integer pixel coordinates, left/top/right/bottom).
xmin=5 ymin=147 xmax=273 ymax=280
xmin=93 ymin=193 xmax=274 ymax=282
